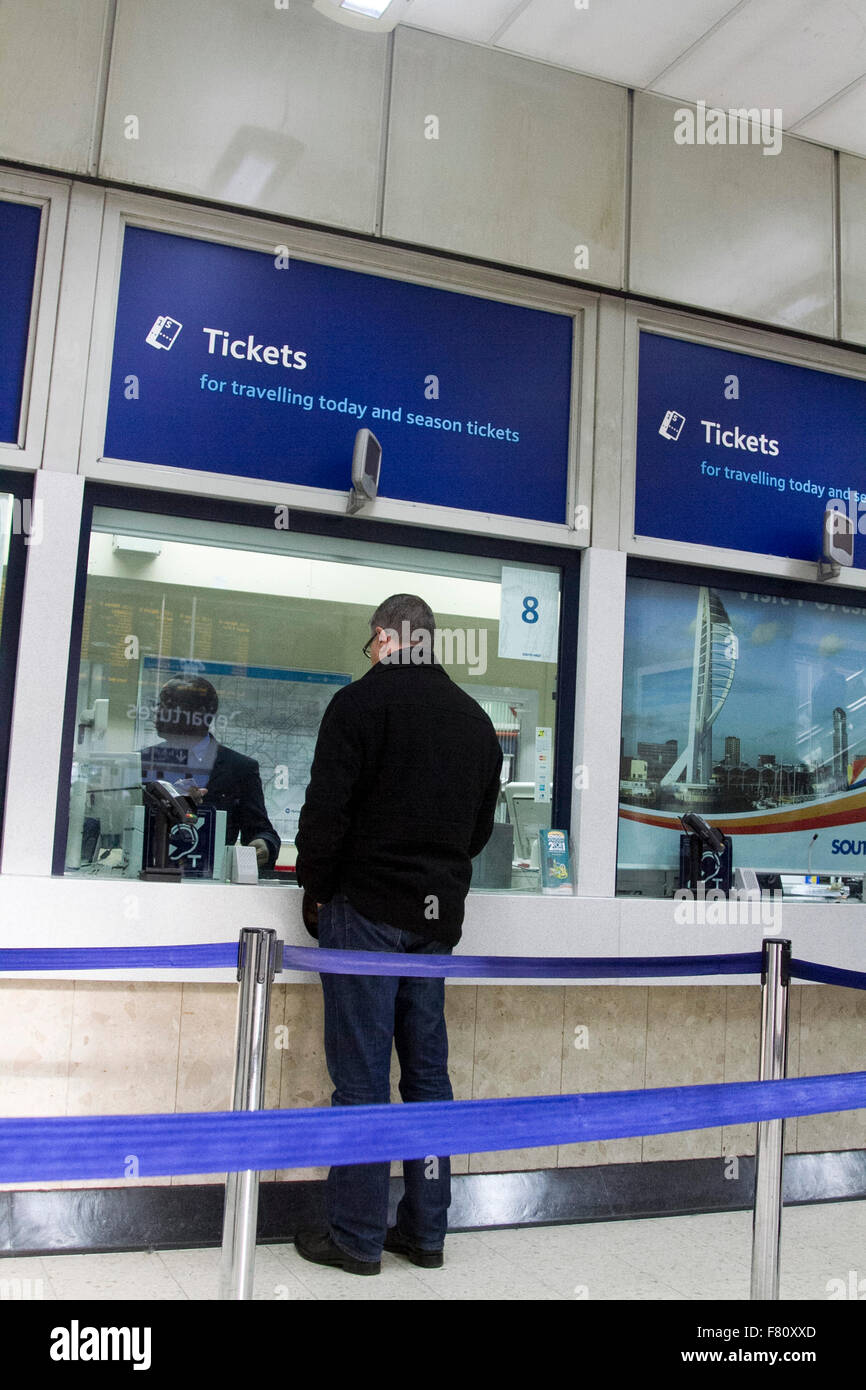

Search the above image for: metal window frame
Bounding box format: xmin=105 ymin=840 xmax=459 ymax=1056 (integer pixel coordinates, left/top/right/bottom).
xmin=0 ymin=171 xmax=69 ymax=470
xmin=0 ymin=469 xmax=36 ymax=861
xmin=52 ymin=481 xmax=580 ymax=876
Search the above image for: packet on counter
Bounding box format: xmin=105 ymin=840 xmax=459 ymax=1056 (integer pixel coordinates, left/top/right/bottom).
xmin=540 ymin=828 xmax=573 ymax=895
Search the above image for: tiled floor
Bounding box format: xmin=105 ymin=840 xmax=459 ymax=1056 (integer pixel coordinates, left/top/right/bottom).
xmin=1 ymin=1201 xmax=864 ymax=1300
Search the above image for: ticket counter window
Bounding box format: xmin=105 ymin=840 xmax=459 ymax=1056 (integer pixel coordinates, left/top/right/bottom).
xmin=64 ymin=507 xmax=563 ymax=891
xmin=617 ymin=573 xmax=866 ymax=901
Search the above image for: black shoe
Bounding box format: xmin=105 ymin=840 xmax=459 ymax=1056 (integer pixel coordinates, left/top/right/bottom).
xmin=294 ymin=1229 xmax=380 ymax=1276
xmin=383 ymin=1226 xmax=444 ymax=1268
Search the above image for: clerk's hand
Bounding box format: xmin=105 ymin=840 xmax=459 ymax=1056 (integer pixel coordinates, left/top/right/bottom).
xmin=177 ymin=782 xmax=205 ymax=805
xmin=249 ymin=838 xmax=270 ymax=868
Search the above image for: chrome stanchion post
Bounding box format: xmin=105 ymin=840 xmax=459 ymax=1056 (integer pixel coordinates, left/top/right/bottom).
xmin=220 ymin=928 xmax=279 ymax=1301
xmin=750 ymin=936 xmax=791 ymax=1301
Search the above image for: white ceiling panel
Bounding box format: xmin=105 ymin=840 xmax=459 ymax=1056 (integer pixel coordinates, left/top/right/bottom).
xmin=491 ymin=0 xmax=740 ymax=89
xmin=398 ymin=0 xmax=866 ymax=160
xmin=792 ymin=77 xmax=866 ymax=158
xmin=652 ymin=0 xmax=866 ymax=126
xmin=403 ymin=0 xmax=524 ymax=44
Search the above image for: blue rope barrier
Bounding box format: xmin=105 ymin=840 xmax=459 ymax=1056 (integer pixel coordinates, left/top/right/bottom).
xmin=790 ymin=959 xmax=866 ymax=991
xmin=283 ymin=946 xmax=764 ymax=978
xmin=1 ymin=1072 xmax=863 ymax=1183
xmin=0 ymin=943 xmax=239 ymax=971
xmin=2 ymin=942 xmax=865 ymax=990
xmin=0 ymin=943 xmax=764 ymax=978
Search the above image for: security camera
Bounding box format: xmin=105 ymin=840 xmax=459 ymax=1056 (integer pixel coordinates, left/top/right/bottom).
xmin=819 ymin=502 xmax=854 ymax=581
xmin=347 ymin=428 xmax=382 ymax=516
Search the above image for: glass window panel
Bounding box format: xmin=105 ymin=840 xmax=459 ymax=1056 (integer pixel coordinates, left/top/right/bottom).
xmin=66 ymin=507 xmax=563 ymax=891
xmin=618 ymin=573 xmax=866 ymax=902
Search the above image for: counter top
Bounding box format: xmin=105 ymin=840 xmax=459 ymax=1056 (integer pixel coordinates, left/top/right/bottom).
xmin=1 ymin=876 xmax=864 ymax=984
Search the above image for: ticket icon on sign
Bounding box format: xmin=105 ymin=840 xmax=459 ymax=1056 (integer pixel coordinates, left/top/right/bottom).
xmin=659 ymin=410 xmax=685 ymax=441
xmin=146 ymin=315 xmax=183 ymax=350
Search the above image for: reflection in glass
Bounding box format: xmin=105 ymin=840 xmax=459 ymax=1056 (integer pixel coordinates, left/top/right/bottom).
xmin=618 ymin=576 xmax=866 ymax=897
xmin=65 ymin=511 xmax=562 ymax=891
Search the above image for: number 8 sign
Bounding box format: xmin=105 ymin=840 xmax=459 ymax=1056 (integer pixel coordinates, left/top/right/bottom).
xmin=498 ymin=566 xmax=559 ymax=663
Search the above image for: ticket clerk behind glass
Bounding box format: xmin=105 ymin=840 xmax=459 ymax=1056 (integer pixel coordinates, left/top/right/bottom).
xmin=138 ymin=676 xmax=280 ymax=869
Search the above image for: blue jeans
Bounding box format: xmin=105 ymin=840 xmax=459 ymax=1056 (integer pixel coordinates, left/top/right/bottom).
xmin=317 ymin=893 xmax=454 ymax=1263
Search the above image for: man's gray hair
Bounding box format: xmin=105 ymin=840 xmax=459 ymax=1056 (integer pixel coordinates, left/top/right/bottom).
xmin=370 ymin=593 xmax=436 ymax=641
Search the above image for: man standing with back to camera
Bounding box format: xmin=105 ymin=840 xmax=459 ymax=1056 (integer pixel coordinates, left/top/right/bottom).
xmin=293 ymin=594 xmax=503 ymax=1276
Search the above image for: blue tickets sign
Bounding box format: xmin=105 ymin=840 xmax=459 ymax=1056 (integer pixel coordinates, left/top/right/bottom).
xmin=635 ymin=332 xmax=866 ymax=565
xmin=103 ymin=226 xmax=573 ymax=523
xmin=0 ymin=199 xmax=42 ymax=444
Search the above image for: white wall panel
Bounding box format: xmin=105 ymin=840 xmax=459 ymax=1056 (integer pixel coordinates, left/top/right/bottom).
xmin=840 ymin=153 xmax=866 ymax=347
xmin=100 ymin=0 xmax=389 ymax=233
xmin=0 ymin=0 xmax=111 ymax=174
xmin=630 ymin=92 xmax=834 ymax=336
xmin=384 ymin=28 xmax=627 ymax=287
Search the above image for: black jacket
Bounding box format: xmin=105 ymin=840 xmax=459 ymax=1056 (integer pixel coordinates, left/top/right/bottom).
xmin=294 ymin=659 xmax=503 ymax=944
xmin=139 ymin=742 xmax=281 ymax=869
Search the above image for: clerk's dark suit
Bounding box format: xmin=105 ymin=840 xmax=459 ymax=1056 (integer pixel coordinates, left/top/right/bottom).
xmin=139 ymin=741 xmax=281 ymax=870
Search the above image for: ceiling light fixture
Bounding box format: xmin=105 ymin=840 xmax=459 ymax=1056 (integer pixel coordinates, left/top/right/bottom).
xmin=313 ymin=0 xmax=412 ymax=33
xmin=342 ymin=1 xmax=392 ymax=16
